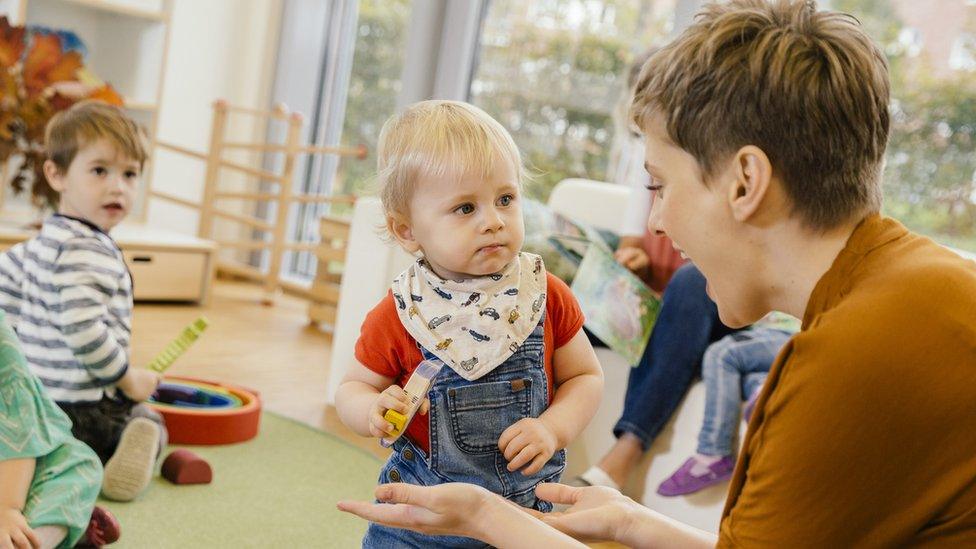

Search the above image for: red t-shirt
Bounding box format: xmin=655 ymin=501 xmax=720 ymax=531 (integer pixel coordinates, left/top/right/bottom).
xmin=354 ymin=272 xmax=584 ymax=454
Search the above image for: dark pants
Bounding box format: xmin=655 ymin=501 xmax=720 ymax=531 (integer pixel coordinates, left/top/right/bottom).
xmin=613 ymin=263 xmax=740 ymax=450
xmin=59 ymin=395 xmax=167 ymax=464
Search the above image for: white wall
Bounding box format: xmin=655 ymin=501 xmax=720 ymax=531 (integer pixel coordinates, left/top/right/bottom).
xmin=147 ymin=0 xmax=282 ymax=243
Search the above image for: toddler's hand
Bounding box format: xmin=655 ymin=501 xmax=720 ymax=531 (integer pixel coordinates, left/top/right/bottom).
xmin=369 ymin=386 xmax=409 ymax=439
xmin=613 ymin=246 xmax=650 ymax=274
xmin=498 ymin=417 xmax=558 ymax=476
xmin=0 ymin=507 xmax=39 ymax=549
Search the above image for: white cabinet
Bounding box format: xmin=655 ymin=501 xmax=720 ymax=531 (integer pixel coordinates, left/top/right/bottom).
xmin=0 ymin=0 xmax=172 ymax=220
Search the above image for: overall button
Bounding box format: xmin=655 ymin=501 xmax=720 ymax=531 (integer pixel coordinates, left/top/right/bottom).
xmin=402 ymin=448 xmax=414 ymax=461
xmin=389 ymin=468 xmax=401 ymax=482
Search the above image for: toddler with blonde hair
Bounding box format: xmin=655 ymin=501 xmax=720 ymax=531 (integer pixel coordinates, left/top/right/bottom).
xmin=336 ymin=100 xmax=604 ymax=548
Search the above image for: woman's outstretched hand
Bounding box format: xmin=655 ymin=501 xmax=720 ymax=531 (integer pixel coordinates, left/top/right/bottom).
xmin=338 ymin=482 xmax=494 ymax=539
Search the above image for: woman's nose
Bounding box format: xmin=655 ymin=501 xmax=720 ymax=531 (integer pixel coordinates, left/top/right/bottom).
xmin=646 ymin=196 xmax=666 ymax=236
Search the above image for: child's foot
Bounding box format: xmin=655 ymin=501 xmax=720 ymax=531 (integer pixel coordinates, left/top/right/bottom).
xmin=77 ymin=506 xmax=121 ymax=547
xmin=571 ymin=465 xmax=622 ymax=491
xmin=102 ymin=417 xmax=161 ymax=501
xmin=656 ymin=454 xmax=735 ymax=497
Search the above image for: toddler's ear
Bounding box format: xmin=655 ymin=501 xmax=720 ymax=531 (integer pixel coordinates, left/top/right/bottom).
xmin=388 ymin=214 xmax=420 ymax=254
xmin=43 ymin=160 xmax=66 ymax=191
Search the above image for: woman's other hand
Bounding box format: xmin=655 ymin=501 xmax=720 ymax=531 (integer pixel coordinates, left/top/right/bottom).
xmin=536 ymin=483 xmax=641 ymax=543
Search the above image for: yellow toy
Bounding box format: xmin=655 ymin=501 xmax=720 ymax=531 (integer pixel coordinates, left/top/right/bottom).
xmin=147 ymin=317 xmax=210 ymax=373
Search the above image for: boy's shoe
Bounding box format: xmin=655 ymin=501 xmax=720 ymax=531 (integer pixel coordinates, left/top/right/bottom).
xmin=656 ymin=455 xmax=735 ymax=497
xmin=77 ymin=506 xmax=121 ymax=547
xmin=101 ymin=417 xmax=161 ymax=501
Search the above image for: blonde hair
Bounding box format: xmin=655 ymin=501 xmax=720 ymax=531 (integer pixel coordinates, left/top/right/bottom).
xmin=45 ymin=100 xmax=149 ymax=174
xmin=631 ymin=0 xmax=890 ymax=231
xmin=376 ymin=100 xmax=524 ymax=219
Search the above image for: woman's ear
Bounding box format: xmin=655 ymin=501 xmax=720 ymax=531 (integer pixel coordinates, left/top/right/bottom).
xmin=727 ymin=145 xmax=772 ymax=222
xmin=43 ymin=160 xmax=65 ymax=192
xmin=387 ymin=214 xmax=420 ymax=254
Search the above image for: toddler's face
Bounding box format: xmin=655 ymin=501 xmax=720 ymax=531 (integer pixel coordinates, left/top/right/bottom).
xmin=398 ymin=158 xmax=524 ymax=281
xmin=47 ymin=138 xmax=139 ymax=232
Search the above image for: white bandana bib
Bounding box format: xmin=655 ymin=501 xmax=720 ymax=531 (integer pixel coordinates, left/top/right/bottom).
xmin=392 ymin=252 xmax=547 ymax=381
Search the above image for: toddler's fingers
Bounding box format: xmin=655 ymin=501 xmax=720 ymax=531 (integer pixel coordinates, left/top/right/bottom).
xmin=521 ymin=452 xmax=551 ymax=476
xmin=502 ymin=432 xmax=531 ymax=461
xmin=9 ymin=531 xmax=31 ymax=549
xmin=497 ymin=423 xmax=522 ymax=452
xmin=506 ymin=444 xmax=540 ymax=472
xmin=370 ymin=412 xmax=397 ymax=436
xmin=418 ymin=398 xmax=430 ymax=416
xmin=377 ymin=394 xmax=408 ymax=415
xmin=22 ymin=526 xmax=40 ymax=549
xmin=613 ymin=247 xmax=635 ymax=263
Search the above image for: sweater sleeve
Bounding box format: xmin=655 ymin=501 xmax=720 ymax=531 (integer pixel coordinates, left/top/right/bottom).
xmin=51 ymin=241 xmax=128 ymax=384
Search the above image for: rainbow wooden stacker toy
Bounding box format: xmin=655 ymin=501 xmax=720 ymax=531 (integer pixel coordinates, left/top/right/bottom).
xmin=145 ymin=318 xmax=262 ymax=445
xmin=148 ymin=317 xmax=210 ymax=373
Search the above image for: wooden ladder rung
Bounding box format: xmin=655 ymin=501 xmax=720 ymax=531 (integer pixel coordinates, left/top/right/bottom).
xmin=220 ymin=160 xmax=284 ymax=182
xmin=212 ymin=210 xmax=273 ymax=231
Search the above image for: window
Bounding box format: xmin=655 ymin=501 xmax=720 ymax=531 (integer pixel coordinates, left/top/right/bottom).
xmin=274 ymin=0 xmax=412 ymax=281
xmin=835 ymin=0 xmax=976 ymax=251
xmin=336 ymin=0 xmax=413 ymax=200
xmin=469 ymin=0 xmax=676 ymax=202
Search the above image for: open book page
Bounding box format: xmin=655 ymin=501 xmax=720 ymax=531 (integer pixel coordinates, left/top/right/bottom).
xmin=571 ymin=244 xmax=659 ymax=365
xmin=521 ymin=199 xmax=659 ymax=365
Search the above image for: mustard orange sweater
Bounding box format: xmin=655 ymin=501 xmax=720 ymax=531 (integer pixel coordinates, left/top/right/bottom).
xmin=719 ymin=215 xmax=976 ymax=547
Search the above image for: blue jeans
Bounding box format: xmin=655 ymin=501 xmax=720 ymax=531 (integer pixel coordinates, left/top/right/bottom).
xmin=363 ymin=319 xmax=564 ymax=548
xmin=697 ymin=327 xmax=792 ymax=456
xmin=613 ymin=263 xmax=740 ymax=450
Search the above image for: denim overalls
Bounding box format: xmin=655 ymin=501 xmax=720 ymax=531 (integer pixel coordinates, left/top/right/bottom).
xmin=363 ymin=316 xmax=566 ymax=549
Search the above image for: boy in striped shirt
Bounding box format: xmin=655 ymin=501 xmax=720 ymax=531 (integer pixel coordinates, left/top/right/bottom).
xmin=0 ymin=101 xmax=166 ymax=502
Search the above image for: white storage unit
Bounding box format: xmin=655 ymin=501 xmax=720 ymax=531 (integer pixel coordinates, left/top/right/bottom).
xmin=0 ymin=221 xmax=215 ymax=304
xmin=0 ymin=0 xmax=219 ymax=304
xmin=0 ymin=0 xmax=172 ymax=221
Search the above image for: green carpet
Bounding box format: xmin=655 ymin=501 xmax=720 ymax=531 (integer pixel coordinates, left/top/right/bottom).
xmin=100 ymin=412 xmax=382 ymax=547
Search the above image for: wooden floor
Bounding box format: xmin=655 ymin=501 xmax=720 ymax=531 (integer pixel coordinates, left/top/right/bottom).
xmin=131 ymin=278 xmax=387 ymax=459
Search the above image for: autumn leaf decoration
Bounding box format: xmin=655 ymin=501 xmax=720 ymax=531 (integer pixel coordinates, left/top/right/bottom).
xmin=0 ymin=16 xmax=123 ymax=210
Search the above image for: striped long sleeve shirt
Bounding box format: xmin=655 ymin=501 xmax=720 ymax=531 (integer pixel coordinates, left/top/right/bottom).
xmin=0 ymin=215 xmax=132 ymax=403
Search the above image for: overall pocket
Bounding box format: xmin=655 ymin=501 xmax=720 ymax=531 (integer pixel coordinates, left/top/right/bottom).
xmin=445 ymin=378 xmax=532 ymax=454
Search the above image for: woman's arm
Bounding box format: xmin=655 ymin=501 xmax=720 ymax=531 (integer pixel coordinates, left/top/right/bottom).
xmin=339 ymin=481 xmax=718 ymax=548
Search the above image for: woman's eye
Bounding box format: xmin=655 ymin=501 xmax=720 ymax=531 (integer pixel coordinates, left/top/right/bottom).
xmin=497 ymin=194 xmax=514 ymax=206
xmin=455 ymin=204 xmax=475 ymax=215
xmin=645 ymin=182 xmax=664 ymax=199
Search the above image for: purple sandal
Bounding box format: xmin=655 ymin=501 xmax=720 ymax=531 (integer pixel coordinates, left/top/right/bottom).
xmin=657 ymin=455 xmax=735 ymax=497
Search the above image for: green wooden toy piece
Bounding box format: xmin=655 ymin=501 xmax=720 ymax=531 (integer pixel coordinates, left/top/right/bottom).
xmin=147 ymin=317 xmax=210 ymax=373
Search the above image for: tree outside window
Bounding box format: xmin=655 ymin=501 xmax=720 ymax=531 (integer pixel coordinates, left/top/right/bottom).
xmin=470 ymin=0 xmax=675 ymax=202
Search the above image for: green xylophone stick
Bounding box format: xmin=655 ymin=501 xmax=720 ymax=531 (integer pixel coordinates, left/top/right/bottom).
xmin=147 ymin=317 xmax=210 ymax=373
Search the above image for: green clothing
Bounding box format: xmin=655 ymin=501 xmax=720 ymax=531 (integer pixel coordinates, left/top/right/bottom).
xmin=719 ymin=215 xmax=976 ymax=547
xmin=0 ymin=313 xmax=101 ymax=548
